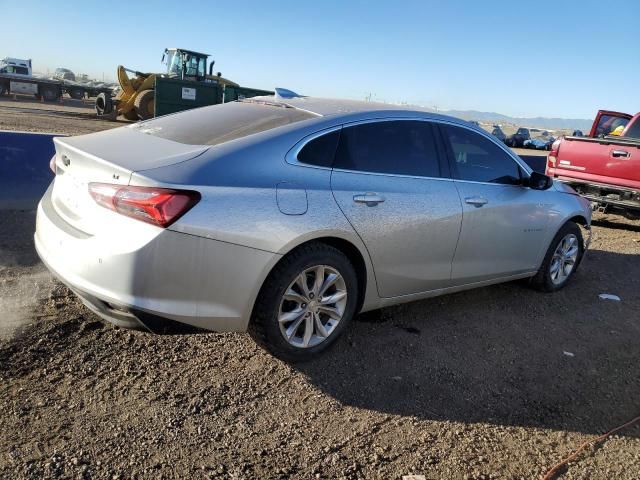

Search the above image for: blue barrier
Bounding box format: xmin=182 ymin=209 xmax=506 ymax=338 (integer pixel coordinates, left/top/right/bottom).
xmin=0 ymin=131 xmax=60 ymax=210
xmin=0 ymin=130 xmax=546 ymax=211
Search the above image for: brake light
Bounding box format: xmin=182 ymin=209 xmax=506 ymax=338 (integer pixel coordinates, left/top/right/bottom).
xmin=547 ymin=139 xmax=561 ymax=170
xmin=88 ymin=183 xmax=200 ymax=228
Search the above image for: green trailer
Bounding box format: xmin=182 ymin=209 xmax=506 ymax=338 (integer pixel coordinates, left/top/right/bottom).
xmin=154 ymin=77 xmax=273 ymax=117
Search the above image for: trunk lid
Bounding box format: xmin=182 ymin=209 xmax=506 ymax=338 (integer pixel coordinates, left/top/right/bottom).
xmin=50 ymin=128 xmax=209 ymax=234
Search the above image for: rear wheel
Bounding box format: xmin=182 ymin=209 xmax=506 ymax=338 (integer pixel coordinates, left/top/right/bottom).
xmin=69 ymin=88 xmax=84 ymax=100
xmin=531 ymin=222 xmax=584 ymax=292
xmin=134 ymin=89 xmax=154 ymax=120
xmin=249 ymin=243 xmax=358 ymax=361
xmin=40 ymin=85 xmax=59 ymax=102
xmin=95 ymin=93 xmax=118 ymax=120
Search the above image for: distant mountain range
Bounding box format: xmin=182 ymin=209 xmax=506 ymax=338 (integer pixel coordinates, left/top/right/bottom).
xmin=438 ymin=109 xmax=593 ymax=131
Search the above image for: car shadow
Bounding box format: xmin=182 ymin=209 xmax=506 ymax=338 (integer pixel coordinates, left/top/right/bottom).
xmin=592 ymin=217 xmax=640 ymax=233
xmin=293 ymin=248 xmax=640 ymax=437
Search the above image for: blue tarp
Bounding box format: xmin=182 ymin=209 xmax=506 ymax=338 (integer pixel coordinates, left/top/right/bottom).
xmin=0 ymin=131 xmax=60 ymax=210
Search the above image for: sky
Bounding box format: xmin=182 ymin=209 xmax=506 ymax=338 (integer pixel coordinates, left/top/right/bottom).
xmin=2 ymin=0 xmax=639 ymax=119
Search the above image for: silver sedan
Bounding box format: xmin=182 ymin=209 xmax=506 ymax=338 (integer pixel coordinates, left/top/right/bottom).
xmin=35 ymin=95 xmax=592 ymax=360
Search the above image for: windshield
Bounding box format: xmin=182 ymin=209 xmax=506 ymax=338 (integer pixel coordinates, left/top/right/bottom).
xmin=165 ymin=50 xmax=182 ymax=76
xmin=131 ymin=100 xmax=317 ymax=146
xmin=164 ymin=51 xmax=206 ymax=78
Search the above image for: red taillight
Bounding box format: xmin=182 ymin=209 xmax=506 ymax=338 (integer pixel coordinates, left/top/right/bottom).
xmin=547 ymin=139 xmax=561 ymax=171
xmin=88 ymin=183 xmax=200 ymax=228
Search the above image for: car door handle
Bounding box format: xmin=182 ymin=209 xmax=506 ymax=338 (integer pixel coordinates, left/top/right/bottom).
xmin=611 ymin=150 xmax=630 ymax=158
xmin=464 ymin=196 xmax=489 ymax=207
xmin=353 ymin=193 xmax=386 ymax=206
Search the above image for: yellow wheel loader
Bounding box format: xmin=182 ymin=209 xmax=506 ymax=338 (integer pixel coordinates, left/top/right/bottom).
xmin=95 ymin=48 xmax=238 ymax=121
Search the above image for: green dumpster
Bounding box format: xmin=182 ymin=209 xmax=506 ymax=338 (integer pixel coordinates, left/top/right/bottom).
xmin=154 ymin=77 xmax=223 ymax=117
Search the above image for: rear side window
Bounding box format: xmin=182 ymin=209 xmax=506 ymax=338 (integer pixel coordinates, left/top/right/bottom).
xmin=334 ymin=120 xmax=441 ymax=177
xmin=131 ymin=100 xmax=316 ymax=146
xmin=595 ymin=114 xmax=630 ymax=137
xmin=297 ymin=130 xmax=340 ymax=167
xmin=624 ymin=119 xmax=640 ymax=139
xmin=441 ymin=125 xmax=521 ymax=185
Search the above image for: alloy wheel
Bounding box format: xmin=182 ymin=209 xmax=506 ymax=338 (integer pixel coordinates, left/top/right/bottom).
xmin=549 ymin=233 xmax=579 ymax=285
xmin=278 ymin=265 xmax=348 ymax=348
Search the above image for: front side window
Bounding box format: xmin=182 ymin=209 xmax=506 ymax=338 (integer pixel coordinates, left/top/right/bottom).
xmin=333 ymin=120 xmax=441 ymax=177
xmin=185 ymin=56 xmax=206 ymax=78
xmin=441 ymin=125 xmax=521 ymax=185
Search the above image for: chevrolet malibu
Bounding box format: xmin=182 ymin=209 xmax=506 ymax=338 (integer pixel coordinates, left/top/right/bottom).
xmin=35 ymin=95 xmax=592 ymax=361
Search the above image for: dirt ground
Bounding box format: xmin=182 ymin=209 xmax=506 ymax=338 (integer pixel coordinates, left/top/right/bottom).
xmin=0 ymin=96 xmax=122 ymax=135
xmin=1 ymin=102 xmax=639 ymax=480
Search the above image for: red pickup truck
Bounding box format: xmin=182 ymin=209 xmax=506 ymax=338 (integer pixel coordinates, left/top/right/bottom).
xmin=546 ymin=110 xmax=640 ymax=219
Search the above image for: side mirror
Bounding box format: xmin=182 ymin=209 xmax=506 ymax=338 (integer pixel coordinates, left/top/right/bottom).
xmin=527 ymin=171 xmax=553 ymax=190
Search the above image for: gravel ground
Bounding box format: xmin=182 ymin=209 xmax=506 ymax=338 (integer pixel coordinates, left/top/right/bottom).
xmin=1 ymin=107 xmax=639 ymax=479
xmin=0 ymin=97 xmax=122 ymax=135
xmin=1 ymin=212 xmax=639 ymax=480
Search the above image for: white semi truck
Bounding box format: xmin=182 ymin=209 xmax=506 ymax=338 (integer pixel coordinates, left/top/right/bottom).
xmin=0 ymin=57 xmax=112 ymax=101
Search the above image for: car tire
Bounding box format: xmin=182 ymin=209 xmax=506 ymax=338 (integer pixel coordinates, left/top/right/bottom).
xmin=530 ymin=221 xmax=584 ymax=292
xmin=134 ymin=89 xmax=155 ymax=120
xmin=249 ymin=242 xmax=359 ymax=362
xmin=40 ymin=85 xmax=59 ymax=102
xmin=69 ymin=88 xmax=84 ymax=100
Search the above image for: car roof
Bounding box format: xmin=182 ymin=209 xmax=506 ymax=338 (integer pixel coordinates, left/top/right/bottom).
xmin=249 ymin=95 xmax=468 ymax=126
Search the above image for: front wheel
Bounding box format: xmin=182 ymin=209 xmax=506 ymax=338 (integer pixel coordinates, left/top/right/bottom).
xmin=134 ymin=89 xmax=154 ymax=120
xmin=249 ymin=243 xmax=358 ymax=361
xmin=531 ymin=222 xmax=584 ymax=292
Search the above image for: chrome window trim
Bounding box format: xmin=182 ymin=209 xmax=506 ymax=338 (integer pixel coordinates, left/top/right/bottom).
xmin=286 ymin=115 xmax=533 ymax=184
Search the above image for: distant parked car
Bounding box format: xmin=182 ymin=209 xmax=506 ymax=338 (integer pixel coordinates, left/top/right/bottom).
xmin=572 ymin=130 xmax=584 ymax=137
xmin=53 ymin=68 xmax=75 ymax=82
xmin=469 ymin=120 xmax=480 ymax=127
xmin=524 ymin=138 xmax=554 ymax=150
xmin=507 ymin=127 xmax=531 ymax=148
xmin=491 ymin=125 xmax=507 ymax=142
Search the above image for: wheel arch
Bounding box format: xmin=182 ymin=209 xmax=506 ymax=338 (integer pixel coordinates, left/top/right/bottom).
xmin=251 ymin=234 xmax=375 ymax=323
xmin=537 ymin=211 xmax=591 ymax=269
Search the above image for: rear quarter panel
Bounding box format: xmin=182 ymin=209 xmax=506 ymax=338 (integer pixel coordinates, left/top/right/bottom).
xmin=130 ymin=130 xmax=381 ymax=312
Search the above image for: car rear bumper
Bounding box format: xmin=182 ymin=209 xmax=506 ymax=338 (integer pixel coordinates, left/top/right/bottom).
xmin=555 ymin=177 xmax=640 ymax=213
xmin=35 ymin=185 xmax=280 ymax=333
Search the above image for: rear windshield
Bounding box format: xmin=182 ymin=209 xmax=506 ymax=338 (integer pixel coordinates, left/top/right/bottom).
xmin=130 ymin=100 xmax=316 ymax=146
